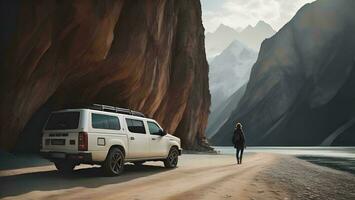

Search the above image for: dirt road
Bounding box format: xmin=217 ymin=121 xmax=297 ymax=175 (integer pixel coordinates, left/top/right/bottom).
xmin=1 ymin=153 xmax=354 ymax=200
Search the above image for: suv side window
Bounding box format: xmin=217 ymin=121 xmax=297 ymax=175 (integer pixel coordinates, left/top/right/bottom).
xmin=147 ymin=122 xmax=161 ymax=135
xmin=92 ymin=113 xmax=120 ymax=130
xmin=125 ymin=118 xmax=146 ymax=134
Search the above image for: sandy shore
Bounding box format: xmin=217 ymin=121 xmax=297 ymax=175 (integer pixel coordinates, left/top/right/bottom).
xmin=1 ymin=153 xmax=355 ymax=200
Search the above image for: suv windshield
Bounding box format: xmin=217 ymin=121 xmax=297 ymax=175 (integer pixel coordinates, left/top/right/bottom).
xmin=45 ymin=112 xmax=80 ymax=130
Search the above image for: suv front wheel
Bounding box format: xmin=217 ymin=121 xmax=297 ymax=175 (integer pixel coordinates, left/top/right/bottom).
xmin=103 ymin=148 xmax=125 ymax=176
xmin=164 ymin=147 xmax=179 ymax=168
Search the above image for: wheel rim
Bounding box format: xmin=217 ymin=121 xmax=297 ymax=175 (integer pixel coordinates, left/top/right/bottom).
xmin=168 ymin=150 xmax=178 ymax=166
xmin=110 ymin=152 xmax=123 ymax=174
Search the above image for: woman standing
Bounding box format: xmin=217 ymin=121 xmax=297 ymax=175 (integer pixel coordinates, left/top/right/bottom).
xmin=232 ymin=123 xmax=246 ymax=164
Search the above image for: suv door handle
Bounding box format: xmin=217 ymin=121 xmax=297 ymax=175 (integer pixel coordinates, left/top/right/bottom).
xmin=130 ymin=137 xmax=135 ymax=140
xmin=152 ymin=138 xmax=156 ymax=140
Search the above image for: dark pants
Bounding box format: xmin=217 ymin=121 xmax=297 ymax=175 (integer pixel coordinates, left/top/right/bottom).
xmin=236 ymin=148 xmax=244 ymax=163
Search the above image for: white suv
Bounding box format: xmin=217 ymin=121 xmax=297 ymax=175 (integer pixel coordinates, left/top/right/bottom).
xmin=40 ymin=104 xmax=182 ymax=176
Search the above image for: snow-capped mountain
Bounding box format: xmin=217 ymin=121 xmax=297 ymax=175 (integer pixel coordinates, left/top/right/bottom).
xmin=205 ymin=24 xmax=239 ymax=59
xmin=209 ymin=40 xmax=258 ymax=111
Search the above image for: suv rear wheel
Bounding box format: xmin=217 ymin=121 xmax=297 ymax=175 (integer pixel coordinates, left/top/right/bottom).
xmin=103 ymin=148 xmax=125 ymax=176
xmin=54 ymin=161 xmax=75 ymax=173
xmin=164 ymin=147 xmax=179 ymax=168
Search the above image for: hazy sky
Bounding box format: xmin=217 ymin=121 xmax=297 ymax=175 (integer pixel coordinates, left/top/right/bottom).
xmin=201 ymin=0 xmax=316 ymax=32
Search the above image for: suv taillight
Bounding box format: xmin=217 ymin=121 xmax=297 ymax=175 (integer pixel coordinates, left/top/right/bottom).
xmin=78 ymin=132 xmax=88 ymax=151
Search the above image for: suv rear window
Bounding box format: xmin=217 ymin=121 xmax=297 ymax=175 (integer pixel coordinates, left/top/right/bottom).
xmin=92 ymin=113 xmax=120 ymax=130
xmin=125 ymin=119 xmax=146 ymax=134
xmin=45 ymin=112 xmax=80 ymax=130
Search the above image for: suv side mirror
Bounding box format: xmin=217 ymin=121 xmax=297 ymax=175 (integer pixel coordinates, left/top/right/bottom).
xmin=159 ymin=129 xmax=167 ymax=136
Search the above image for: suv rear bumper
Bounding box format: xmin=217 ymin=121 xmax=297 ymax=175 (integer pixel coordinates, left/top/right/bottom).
xmin=41 ymin=151 xmax=92 ymax=163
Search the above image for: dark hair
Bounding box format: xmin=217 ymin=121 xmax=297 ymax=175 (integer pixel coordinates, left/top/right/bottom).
xmin=235 ymin=122 xmax=242 ymax=129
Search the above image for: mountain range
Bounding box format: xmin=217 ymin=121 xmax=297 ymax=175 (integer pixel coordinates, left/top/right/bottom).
xmin=206 ymin=22 xmax=274 ymax=138
xmin=211 ymin=0 xmax=355 ymax=146
xmin=209 ymin=40 xmax=257 ymax=112
xmin=205 ymin=21 xmax=275 ymax=59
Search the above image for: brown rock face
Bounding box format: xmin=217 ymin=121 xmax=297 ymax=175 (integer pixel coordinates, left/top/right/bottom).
xmin=0 ymin=0 xmax=210 ymax=151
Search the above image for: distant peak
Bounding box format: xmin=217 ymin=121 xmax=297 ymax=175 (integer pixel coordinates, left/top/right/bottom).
xmin=215 ymin=24 xmax=235 ymax=33
xmin=255 ymin=20 xmax=275 ymax=31
xmin=242 ymin=25 xmax=253 ymax=32
xmin=224 ymin=39 xmax=255 ymax=53
xmin=218 ymin=23 xmax=229 ymax=28
xmin=229 ymin=39 xmax=246 ymax=47
xmin=256 ymin=20 xmax=268 ymax=26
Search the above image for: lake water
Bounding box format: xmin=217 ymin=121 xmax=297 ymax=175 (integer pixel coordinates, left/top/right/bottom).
xmin=214 ymin=146 xmax=355 ymax=174
xmin=214 ymin=146 xmax=355 ymax=158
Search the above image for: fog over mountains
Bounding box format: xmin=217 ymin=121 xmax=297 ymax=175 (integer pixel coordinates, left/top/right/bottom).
xmin=205 ymin=21 xmax=275 ymax=59
xmin=205 ymin=24 xmax=237 ymax=60
xmin=207 ymin=84 xmax=247 ymax=139
xmin=206 ymin=21 xmax=275 ymax=138
xmin=237 ymin=21 xmax=276 ymax=51
xmin=209 ymin=40 xmax=257 ymax=111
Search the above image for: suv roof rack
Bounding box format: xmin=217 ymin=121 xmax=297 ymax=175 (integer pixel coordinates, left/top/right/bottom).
xmin=88 ymin=104 xmax=145 ymax=117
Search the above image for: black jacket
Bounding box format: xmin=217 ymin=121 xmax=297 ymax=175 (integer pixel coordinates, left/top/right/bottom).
xmin=232 ymin=128 xmax=246 ymax=149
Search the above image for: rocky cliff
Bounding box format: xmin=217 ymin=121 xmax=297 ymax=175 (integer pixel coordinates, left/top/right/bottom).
xmin=212 ymin=0 xmax=355 ymax=146
xmin=0 ymin=0 xmax=211 ymax=151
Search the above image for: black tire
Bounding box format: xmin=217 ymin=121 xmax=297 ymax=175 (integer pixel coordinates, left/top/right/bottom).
xmin=103 ymin=148 xmax=125 ymax=176
xmin=133 ymin=161 xmax=145 ymax=166
xmin=54 ymin=161 xmax=75 ymax=173
xmin=164 ymin=147 xmax=179 ymax=168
